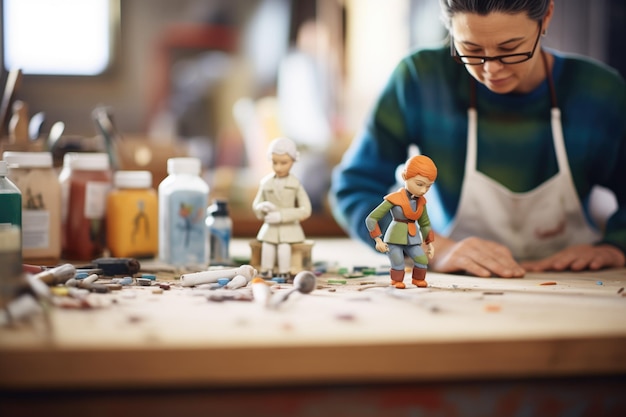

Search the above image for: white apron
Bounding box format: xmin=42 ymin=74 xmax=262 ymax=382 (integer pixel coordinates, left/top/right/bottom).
xmin=446 ymin=63 xmax=600 ymax=260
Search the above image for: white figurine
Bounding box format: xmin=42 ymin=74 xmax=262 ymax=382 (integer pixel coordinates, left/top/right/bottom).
xmin=252 ymin=137 xmax=312 ymax=278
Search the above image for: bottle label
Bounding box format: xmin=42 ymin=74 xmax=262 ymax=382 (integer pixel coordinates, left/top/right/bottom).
xmin=22 ymin=210 xmax=50 ymax=249
xmin=84 ymin=181 xmax=111 ymax=219
xmin=0 ymin=193 xmax=21 ymax=226
xmin=107 ymin=190 xmax=158 ymax=258
xmin=165 ymin=190 xmax=207 ymax=265
xmin=10 ymin=166 xmax=61 ymax=255
xmin=209 ymin=226 xmax=230 ymax=264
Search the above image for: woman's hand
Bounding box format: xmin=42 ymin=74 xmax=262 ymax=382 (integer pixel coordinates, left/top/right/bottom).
xmin=430 ymin=235 xmax=525 ymax=278
xmin=521 ymin=244 xmax=625 ymax=272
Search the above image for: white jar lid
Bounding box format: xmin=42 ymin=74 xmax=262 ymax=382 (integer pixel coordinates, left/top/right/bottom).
xmin=114 ymin=170 xmax=152 ymax=189
xmin=3 ymin=151 xmax=53 ymax=168
xmin=63 ymin=152 xmax=110 ymax=171
xmin=167 ymin=157 xmax=201 ymax=175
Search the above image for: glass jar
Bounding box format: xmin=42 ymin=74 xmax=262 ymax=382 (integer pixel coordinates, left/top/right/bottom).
xmin=59 ymin=153 xmax=112 ymax=261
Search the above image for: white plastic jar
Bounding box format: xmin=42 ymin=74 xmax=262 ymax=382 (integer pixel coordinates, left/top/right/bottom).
xmin=158 ymin=157 xmax=209 ymax=266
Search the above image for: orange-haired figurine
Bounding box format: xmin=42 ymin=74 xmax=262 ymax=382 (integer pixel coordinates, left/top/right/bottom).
xmin=365 ymin=155 xmax=437 ymax=289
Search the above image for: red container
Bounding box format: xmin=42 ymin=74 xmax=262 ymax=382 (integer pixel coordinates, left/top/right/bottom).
xmin=59 ymin=153 xmax=112 ymax=261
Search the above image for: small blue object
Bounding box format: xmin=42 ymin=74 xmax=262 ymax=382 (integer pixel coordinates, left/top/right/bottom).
xmin=217 ymin=278 xmax=230 ymax=286
xmin=313 ymin=262 xmax=327 ymax=274
xmin=75 ymin=272 xmax=89 ymax=280
xmin=120 ymin=277 xmax=134 ymax=286
xmin=596 ymin=281 xmax=603 ymax=286
xmin=271 ymin=277 xmax=286 ymax=284
xmin=142 ymin=274 xmax=157 ymax=281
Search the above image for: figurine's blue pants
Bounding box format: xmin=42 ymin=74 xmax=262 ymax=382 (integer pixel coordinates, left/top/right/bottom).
xmin=387 ymin=243 xmax=428 ymax=270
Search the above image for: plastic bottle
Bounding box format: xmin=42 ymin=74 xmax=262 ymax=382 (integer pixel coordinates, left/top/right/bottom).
xmin=3 ymin=151 xmax=61 ymax=265
xmin=0 ymin=224 xmax=22 ymax=309
xmin=158 ymin=157 xmax=209 ymax=266
xmin=58 ymin=153 xmax=112 ymax=261
xmin=206 ymin=200 xmax=233 ymax=265
xmin=106 ymin=170 xmax=158 ymax=258
xmin=0 ymin=160 xmax=22 ymax=228
xmin=0 ymin=161 xmax=22 ymax=308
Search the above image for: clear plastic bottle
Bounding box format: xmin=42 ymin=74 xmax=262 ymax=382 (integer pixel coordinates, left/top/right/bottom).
xmin=206 ymin=200 xmax=233 ymax=265
xmin=3 ymin=151 xmax=61 ymax=265
xmin=107 ymin=170 xmax=158 ymax=258
xmin=58 ymin=153 xmax=112 ymax=261
xmin=158 ymin=157 xmax=209 ymax=266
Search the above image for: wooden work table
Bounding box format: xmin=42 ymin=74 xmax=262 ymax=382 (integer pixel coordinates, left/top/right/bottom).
xmin=1 ymin=238 xmax=625 ymax=416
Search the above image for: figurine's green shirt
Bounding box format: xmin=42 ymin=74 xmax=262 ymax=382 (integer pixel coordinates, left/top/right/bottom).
xmin=331 ymin=46 xmax=626 ymax=256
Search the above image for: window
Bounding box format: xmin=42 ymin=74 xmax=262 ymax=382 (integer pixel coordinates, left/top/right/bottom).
xmin=2 ymin=0 xmax=118 ymax=75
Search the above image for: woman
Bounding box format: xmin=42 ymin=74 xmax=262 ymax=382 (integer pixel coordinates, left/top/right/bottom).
xmin=330 ymin=0 xmax=626 ymax=277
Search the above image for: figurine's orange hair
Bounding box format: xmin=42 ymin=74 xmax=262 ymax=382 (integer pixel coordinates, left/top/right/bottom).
xmin=403 ymin=155 xmax=437 ymax=181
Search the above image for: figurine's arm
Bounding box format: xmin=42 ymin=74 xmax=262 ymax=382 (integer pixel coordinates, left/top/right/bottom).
xmin=252 ymin=176 xmax=281 ymax=221
xmin=365 ymin=200 xmax=393 ymax=253
xmin=251 ymin=185 xmax=269 ymax=220
xmin=418 ymin=205 xmax=435 ymax=258
xmin=275 ymin=181 xmax=312 ymax=223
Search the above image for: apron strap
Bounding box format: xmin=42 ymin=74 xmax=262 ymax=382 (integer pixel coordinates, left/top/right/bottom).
xmin=541 ymin=49 xmax=558 ymax=108
xmin=540 ymin=50 xmax=571 ymax=179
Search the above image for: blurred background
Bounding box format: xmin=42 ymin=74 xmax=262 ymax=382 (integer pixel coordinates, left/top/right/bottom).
xmin=1 ymin=0 xmax=624 ymax=236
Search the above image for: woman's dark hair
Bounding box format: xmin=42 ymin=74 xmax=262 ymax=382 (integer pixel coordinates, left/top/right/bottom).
xmin=439 ymin=0 xmax=551 ymax=28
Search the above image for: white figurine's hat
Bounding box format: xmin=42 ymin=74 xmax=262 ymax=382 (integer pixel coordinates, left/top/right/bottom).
xmin=267 ymin=137 xmax=299 ymax=161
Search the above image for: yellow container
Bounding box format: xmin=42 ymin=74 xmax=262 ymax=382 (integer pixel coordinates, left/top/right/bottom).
xmin=106 ymin=171 xmax=158 ymax=258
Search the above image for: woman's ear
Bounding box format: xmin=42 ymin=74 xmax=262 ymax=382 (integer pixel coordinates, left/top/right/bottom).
xmin=542 ymin=0 xmax=555 ymax=35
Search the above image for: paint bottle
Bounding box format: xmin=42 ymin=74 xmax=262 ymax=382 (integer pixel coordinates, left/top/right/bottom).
xmin=58 ymin=153 xmax=112 ymax=261
xmin=3 ymin=151 xmax=61 ymax=265
xmin=0 ymin=223 xmax=22 ymax=309
xmin=158 ymin=157 xmax=209 ymax=266
xmin=0 ymin=160 xmax=22 ymax=228
xmin=206 ymin=200 xmax=233 ymax=265
xmin=106 ymin=170 xmax=158 ymax=258
xmin=0 ymin=160 xmax=22 ymax=309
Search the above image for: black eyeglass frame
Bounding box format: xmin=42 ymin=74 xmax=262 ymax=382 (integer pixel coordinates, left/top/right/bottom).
xmin=450 ymin=21 xmax=543 ymax=65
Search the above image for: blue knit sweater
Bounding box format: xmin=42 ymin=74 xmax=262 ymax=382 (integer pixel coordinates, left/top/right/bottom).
xmin=330 ymin=46 xmax=626 ymax=257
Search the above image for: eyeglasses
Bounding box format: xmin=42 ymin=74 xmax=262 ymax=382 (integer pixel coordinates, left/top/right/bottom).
xmin=451 ymin=22 xmax=542 ymax=65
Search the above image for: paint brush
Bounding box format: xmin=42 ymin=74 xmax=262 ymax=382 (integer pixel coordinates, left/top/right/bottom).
xmin=270 ymin=270 xmax=316 ymax=308
xmin=33 ymin=263 xmax=76 ymax=286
